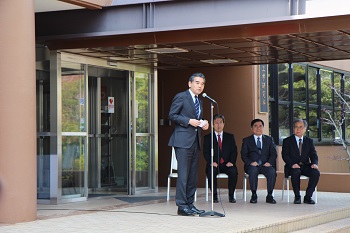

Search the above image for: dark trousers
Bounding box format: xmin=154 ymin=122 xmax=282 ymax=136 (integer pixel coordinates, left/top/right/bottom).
xmin=289 ymin=165 xmax=320 ymax=198
xmin=206 ymin=164 xmax=238 ymax=198
xmin=174 ymin=139 xmax=200 ymax=209
xmin=246 ymin=165 xmax=276 ymax=194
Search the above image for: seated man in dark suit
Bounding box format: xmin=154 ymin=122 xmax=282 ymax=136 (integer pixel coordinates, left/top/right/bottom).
xmin=282 ymin=119 xmax=320 ymax=204
xmin=241 ymin=119 xmax=277 ymax=204
xmin=204 ymin=114 xmax=238 ymax=203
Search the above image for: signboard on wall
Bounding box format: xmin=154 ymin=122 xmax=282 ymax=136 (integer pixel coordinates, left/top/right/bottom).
xmin=259 ymin=64 xmax=268 ymax=113
xmin=108 ymin=97 xmax=115 ymax=113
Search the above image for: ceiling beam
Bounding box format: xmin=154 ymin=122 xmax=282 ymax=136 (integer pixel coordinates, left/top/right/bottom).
xmin=58 ymin=0 xmax=106 ymax=10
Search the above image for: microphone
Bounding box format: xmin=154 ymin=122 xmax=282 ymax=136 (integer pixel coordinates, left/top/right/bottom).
xmin=202 ymin=93 xmax=217 ymax=103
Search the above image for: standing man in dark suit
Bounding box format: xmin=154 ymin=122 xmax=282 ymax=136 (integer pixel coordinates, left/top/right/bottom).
xmin=204 ymin=114 xmax=238 ymax=203
xmin=168 ymin=72 xmax=209 ymax=216
xmin=241 ymin=119 xmax=277 ymax=204
xmin=282 ymin=119 xmax=320 ymax=204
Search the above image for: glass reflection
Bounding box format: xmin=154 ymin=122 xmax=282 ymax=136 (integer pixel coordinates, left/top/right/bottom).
xmin=62 ymin=136 xmax=85 ymax=197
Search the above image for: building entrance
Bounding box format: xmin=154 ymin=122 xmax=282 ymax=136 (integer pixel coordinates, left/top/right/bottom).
xmin=88 ymin=67 xmax=129 ymax=195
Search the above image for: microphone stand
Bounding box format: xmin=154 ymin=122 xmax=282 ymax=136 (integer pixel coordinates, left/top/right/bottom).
xmin=200 ymin=101 xmax=225 ymax=217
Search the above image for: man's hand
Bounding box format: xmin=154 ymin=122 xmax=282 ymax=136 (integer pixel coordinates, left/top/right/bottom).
xmin=292 ymin=164 xmax=300 ymax=169
xmin=201 ymin=120 xmax=209 ymax=130
xmin=263 ymin=162 xmax=271 ymax=167
xmin=226 ymin=162 xmax=234 ymax=167
xmin=250 ymin=161 xmax=259 ymax=166
xmin=311 ymin=164 xmax=318 ymax=169
xmin=212 ymin=162 xmax=218 ymax=168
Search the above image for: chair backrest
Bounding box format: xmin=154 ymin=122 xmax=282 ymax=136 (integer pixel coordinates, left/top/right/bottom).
xmin=170 ymin=147 xmax=178 ymax=173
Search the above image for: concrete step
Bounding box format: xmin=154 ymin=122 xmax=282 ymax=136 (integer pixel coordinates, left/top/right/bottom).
xmin=292 ymin=217 xmax=350 ymax=233
xmin=243 ymin=206 xmax=350 ymax=232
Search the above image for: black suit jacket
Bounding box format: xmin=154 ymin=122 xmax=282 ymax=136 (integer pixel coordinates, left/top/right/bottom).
xmin=282 ymin=135 xmax=318 ymax=176
xmin=241 ymin=134 xmax=277 ymax=172
xmin=203 ymin=132 xmax=237 ymax=168
xmin=168 ymin=89 xmax=204 ymax=149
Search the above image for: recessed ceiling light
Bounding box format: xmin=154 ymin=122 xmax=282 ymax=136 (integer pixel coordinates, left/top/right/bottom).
xmin=200 ymin=59 xmax=238 ymax=64
xmin=146 ymin=47 xmax=188 ymax=54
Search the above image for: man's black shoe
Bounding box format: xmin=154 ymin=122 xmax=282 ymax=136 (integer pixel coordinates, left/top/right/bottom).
xmin=294 ymin=196 xmax=301 ymax=204
xmin=190 ymin=206 xmax=205 ymax=215
xmin=266 ymin=195 xmax=276 ymax=204
xmin=213 ymin=198 xmax=218 ymax=203
xmin=229 ymin=198 xmax=236 ymax=203
xmin=303 ymin=197 xmax=316 ymax=204
xmin=177 ymin=208 xmax=195 ymax=216
xmin=250 ymin=194 xmax=257 ymax=203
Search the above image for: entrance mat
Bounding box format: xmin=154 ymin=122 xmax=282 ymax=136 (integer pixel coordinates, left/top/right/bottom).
xmin=89 ymin=194 xmax=116 ymax=198
xmin=114 ymin=196 xmax=167 ymax=203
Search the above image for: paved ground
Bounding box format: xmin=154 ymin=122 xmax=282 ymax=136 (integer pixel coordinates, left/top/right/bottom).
xmin=1 ymin=188 xmax=350 ymax=233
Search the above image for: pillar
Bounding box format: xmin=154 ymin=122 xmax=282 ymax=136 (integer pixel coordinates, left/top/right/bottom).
xmin=0 ymin=0 xmax=37 ymax=223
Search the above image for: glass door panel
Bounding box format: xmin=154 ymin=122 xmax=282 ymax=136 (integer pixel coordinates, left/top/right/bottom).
xmin=61 ymin=61 xmax=87 ymax=198
xmin=132 ymin=72 xmax=154 ymax=191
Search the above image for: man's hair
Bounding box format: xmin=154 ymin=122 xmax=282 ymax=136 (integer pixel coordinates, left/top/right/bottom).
xmin=189 ymin=72 xmax=206 ymax=82
xmin=213 ymin=114 xmax=225 ymax=123
xmin=293 ymin=119 xmax=308 ymax=128
xmin=250 ymin=118 xmax=264 ymax=127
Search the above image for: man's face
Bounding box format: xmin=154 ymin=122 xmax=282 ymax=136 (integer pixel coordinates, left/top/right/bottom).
xmin=188 ymin=76 xmax=205 ymax=95
xmin=251 ymin=121 xmax=264 ymax=136
xmin=294 ymin=121 xmax=306 ymax=137
xmin=213 ymin=117 xmax=224 ymax=133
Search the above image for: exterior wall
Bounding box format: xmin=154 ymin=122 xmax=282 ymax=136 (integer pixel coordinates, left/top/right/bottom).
xmin=0 ymin=0 xmax=37 ymax=223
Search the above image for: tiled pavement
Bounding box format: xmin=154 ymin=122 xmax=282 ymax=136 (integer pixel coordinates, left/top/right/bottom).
xmin=1 ymin=188 xmax=350 ymax=233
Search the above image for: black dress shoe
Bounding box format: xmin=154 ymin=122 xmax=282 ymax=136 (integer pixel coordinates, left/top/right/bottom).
xmin=177 ymin=208 xmax=195 ymax=216
xmin=266 ymin=195 xmax=276 ymax=204
xmin=294 ymin=196 xmax=301 ymax=204
xmin=303 ymin=197 xmax=316 ymax=204
xmin=229 ymin=198 xmax=236 ymax=203
xmin=213 ymin=198 xmax=218 ymax=203
xmin=190 ymin=206 xmax=205 ymax=215
xmin=250 ymin=194 xmax=257 ymax=203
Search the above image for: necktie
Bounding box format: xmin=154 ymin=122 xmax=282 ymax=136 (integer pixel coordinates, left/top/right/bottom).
xmin=194 ymin=96 xmax=200 ymax=119
xmin=218 ymin=134 xmax=224 ymax=164
xmin=299 ymin=138 xmax=302 ymax=156
xmin=218 ymin=134 xmax=222 ymax=151
xmin=257 ymin=137 xmax=262 ymax=152
xmin=257 ymin=137 xmax=262 ymax=165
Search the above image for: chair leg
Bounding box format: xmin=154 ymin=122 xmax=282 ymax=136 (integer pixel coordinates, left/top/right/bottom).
xmin=287 ymin=178 xmax=290 ymax=203
xmin=167 ymin=177 xmax=170 ymax=201
xmin=315 ymin=186 xmax=318 ymax=203
xmin=282 ymin=178 xmax=285 ymax=200
xmin=205 ymin=177 xmax=208 ymax=202
xmin=243 ymin=176 xmax=247 ymax=202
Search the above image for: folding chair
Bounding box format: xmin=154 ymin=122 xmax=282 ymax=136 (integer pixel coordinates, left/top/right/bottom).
xmin=282 ymin=175 xmax=318 ymax=203
xmin=243 ymin=173 xmax=268 ymax=202
xmin=205 ymin=173 xmax=237 ymax=201
xmin=166 ymin=147 xmax=196 ymax=201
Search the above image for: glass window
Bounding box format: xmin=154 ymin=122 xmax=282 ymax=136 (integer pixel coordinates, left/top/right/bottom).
xmin=308 ymin=108 xmax=318 ymax=139
xmin=293 ymin=105 xmax=306 ymax=121
xmin=308 ymin=66 xmax=318 ymax=104
xmin=135 ymin=72 xmax=150 ymax=133
xmin=293 ymin=64 xmax=306 ymax=103
xmin=62 ymin=62 xmax=85 ymax=132
xmin=270 ymin=63 xmax=350 ymax=144
xmin=278 ymin=104 xmax=290 ymax=141
xmin=321 ymin=108 xmax=333 ymax=140
xmin=278 ymin=64 xmax=289 ymax=101
xmin=334 ymin=73 xmax=342 ymax=109
xmin=320 ymin=69 xmax=332 ymax=107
